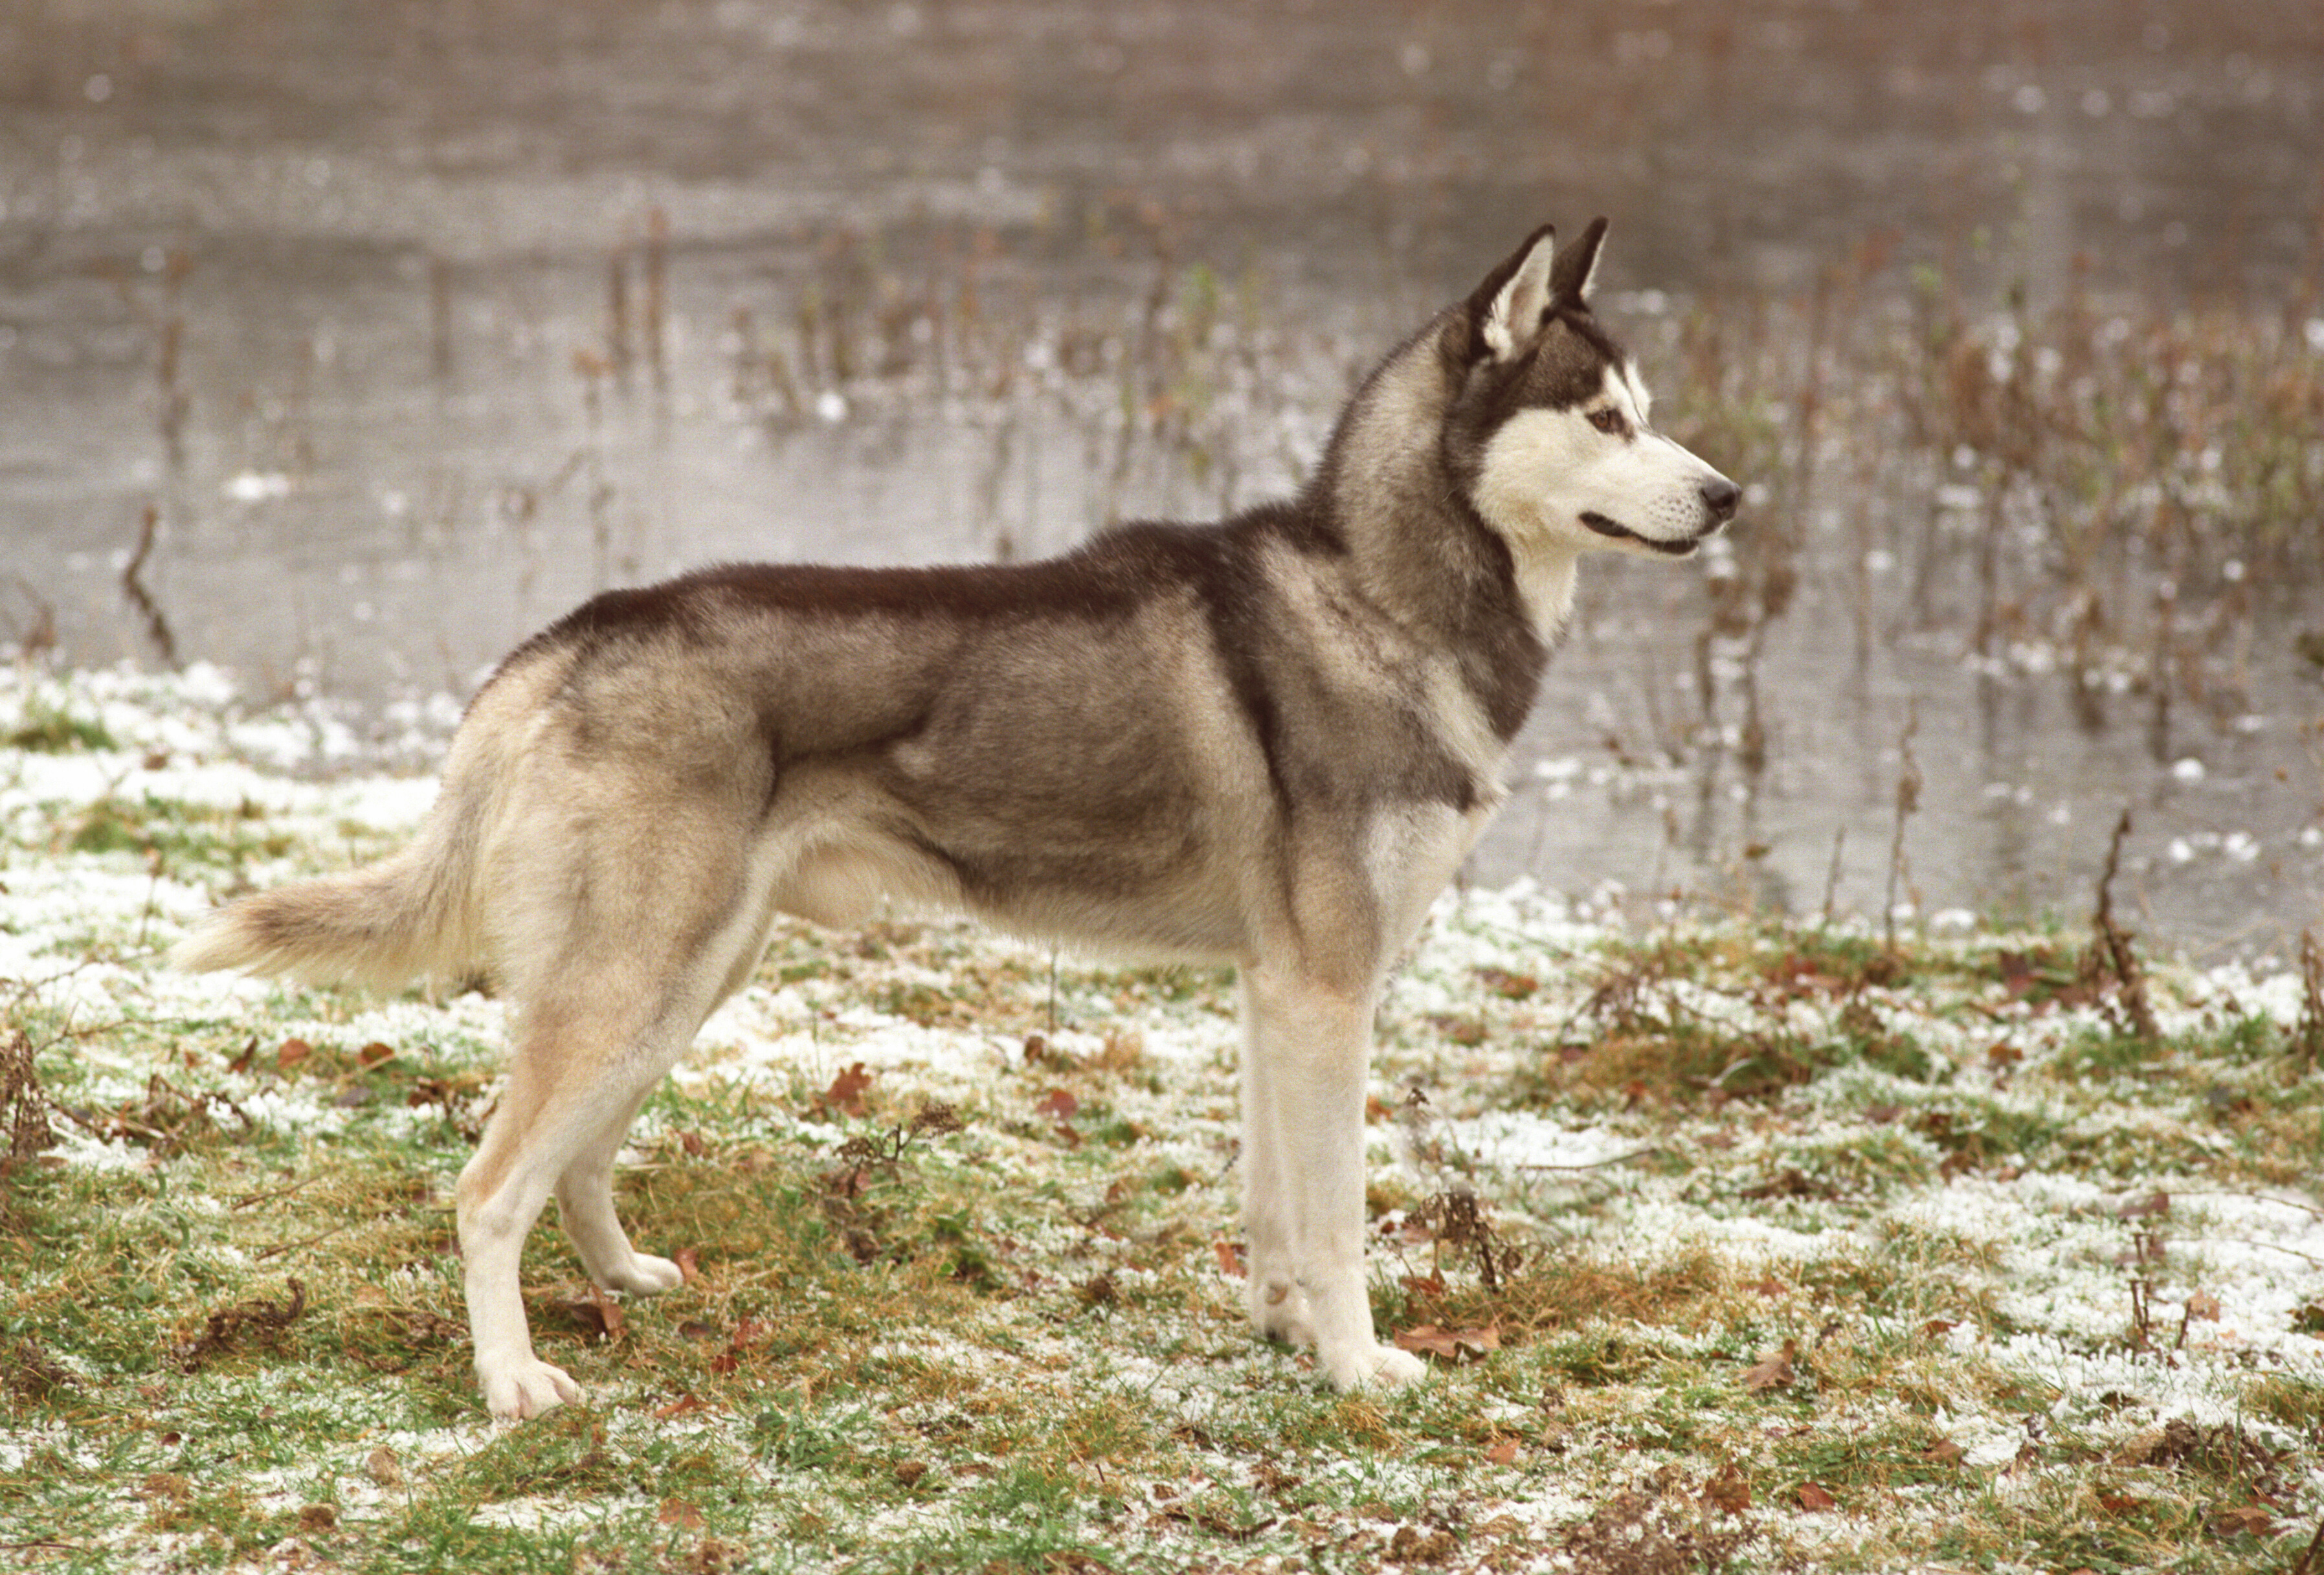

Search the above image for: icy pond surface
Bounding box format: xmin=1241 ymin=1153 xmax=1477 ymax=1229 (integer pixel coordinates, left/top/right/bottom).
xmin=3 ymin=0 xmax=2320 ymax=955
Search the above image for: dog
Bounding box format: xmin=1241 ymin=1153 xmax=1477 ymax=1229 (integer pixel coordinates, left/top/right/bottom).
xmin=175 ymin=218 xmax=1738 ymax=1420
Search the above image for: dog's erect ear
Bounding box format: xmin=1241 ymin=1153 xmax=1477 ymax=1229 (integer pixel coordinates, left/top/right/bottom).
xmin=1466 ymin=223 xmax=1559 ymax=361
xmin=1548 ymin=216 xmax=1609 ymax=307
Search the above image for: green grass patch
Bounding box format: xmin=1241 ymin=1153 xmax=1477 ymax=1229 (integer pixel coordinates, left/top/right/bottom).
xmin=6 ymin=783 xmax=2323 ymax=1571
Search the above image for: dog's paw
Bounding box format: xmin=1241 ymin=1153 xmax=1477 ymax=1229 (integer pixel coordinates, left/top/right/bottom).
xmin=1320 ymin=1340 xmax=1427 ymax=1392
xmin=597 ymin=1253 xmax=684 ymax=1296
xmin=481 ymin=1356 xmax=582 ymax=1422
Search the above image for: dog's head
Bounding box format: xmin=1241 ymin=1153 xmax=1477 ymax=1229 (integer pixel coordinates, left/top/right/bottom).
xmin=1445 ymin=219 xmax=1739 ymax=563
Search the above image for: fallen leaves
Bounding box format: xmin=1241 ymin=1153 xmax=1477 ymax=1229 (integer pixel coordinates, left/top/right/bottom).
xmin=570 ymin=1284 xmax=626 ymax=1342
xmin=1392 ymin=1322 xmax=1499 ymax=1363
xmin=1701 ymin=1460 xmax=1752 ymax=1515
xmin=1739 ymin=1338 xmax=1797 ymax=1395
xmin=2 ymin=1337 xmax=76 ymax=1401
xmin=2213 ymin=1504 xmax=2274 ymax=1539
xmin=1036 ymin=1087 xmax=1081 ymax=1146
xmin=818 ymin=1062 xmax=875 ymax=1119
xmin=1386 ymin=1525 xmax=1458 ymax=1564
xmin=708 ymin=1317 xmax=772 ymax=1377
xmin=173 ymin=1277 xmax=306 ymax=1372
xmin=1473 ymin=966 xmax=1538 ymax=1000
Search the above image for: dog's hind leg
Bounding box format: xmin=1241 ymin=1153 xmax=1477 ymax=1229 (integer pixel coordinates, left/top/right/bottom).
xmin=456 ymin=996 xmax=664 ymax=1420
xmin=552 ymin=1083 xmax=685 ymax=1296
xmin=458 ymin=820 xmax=777 ymax=1420
xmin=549 ymin=893 xmax=779 ymax=1300
xmin=459 ymin=970 xmax=744 ymax=1419
xmin=1240 ymin=961 xmax=1426 ymax=1392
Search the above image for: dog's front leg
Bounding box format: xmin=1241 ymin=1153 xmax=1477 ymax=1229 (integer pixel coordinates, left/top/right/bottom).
xmin=1240 ymin=965 xmax=1425 ymax=1391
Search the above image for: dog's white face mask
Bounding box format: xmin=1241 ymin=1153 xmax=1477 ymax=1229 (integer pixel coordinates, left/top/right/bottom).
xmin=1476 ymin=360 xmax=1740 ymax=563
xmin=1464 ymin=221 xmax=1739 ymax=578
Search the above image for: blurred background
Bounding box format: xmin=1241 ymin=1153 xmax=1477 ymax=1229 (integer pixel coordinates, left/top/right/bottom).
xmin=2 ymin=0 xmax=2320 ymax=954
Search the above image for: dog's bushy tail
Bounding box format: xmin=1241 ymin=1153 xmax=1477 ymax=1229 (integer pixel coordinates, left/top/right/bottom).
xmin=172 ymin=781 xmax=487 ymax=990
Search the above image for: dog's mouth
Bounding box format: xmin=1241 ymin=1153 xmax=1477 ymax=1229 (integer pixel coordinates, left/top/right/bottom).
xmin=1579 ymin=511 xmax=1706 ymax=557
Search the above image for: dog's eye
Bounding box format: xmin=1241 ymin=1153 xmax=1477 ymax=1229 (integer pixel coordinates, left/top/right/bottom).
xmin=1588 ymin=408 xmax=1627 ymax=436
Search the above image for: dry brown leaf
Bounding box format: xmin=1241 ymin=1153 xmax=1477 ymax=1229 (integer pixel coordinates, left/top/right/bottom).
xmin=658 ymin=1497 xmax=704 ymax=1530
xmin=1740 ymin=1339 xmax=1797 ymax=1394
xmin=1794 ymin=1482 xmax=1837 ymax=1512
xmin=1395 ymin=1324 xmax=1460 ymax=1359
xmin=365 ymin=1446 xmax=403 ymax=1488
xmin=2213 ymin=1505 xmax=2273 ymax=1538
xmin=579 ymin=1284 xmax=626 ymax=1341
xmin=1924 ymin=1440 xmax=1967 ymax=1466
xmin=1476 ymin=966 xmax=1538 ymax=1000
xmin=1212 ymin=1238 xmax=1246 ymax=1278
xmin=1703 ymin=1461 xmax=1752 ymax=1514
xmin=673 ymin=1246 xmax=700 ymax=1284
xmin=2185 ymin=1290 xmax=2221 ymax=1321
xmin=820 ymin=1062 xmax=874 ymax=1117
xmin=1393 ymin=1323 xmax=1499 ymax=1361
xmin=1484 ymin=1437 xmax=1521 ymax=1466
xmin=276 ymin=1038 xmax=312 ymax=1071
xmin=1036 ymin=1088 xmax=1078 ymax=1121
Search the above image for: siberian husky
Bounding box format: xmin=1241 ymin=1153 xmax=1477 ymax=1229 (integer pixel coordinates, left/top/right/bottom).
xmin=175 ymin=219 xmax=1739 ymax=1420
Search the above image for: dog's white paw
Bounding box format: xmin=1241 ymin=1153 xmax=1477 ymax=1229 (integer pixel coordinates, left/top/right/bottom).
xmin=482 ymin=1356 xmax=582 ymax=1422
xmin=1321 ymin=1341 xmax=1427 ymax=1392
xmin=598 ymin=1253 xmax=684 ymax=1296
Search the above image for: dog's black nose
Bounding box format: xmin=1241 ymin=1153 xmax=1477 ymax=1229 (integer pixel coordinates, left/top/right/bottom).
xmin=1701 ymin=477 xmax=1741 ymax=523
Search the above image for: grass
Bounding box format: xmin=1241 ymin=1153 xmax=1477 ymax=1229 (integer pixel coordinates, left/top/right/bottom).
xmin=3 ymin=667 xmax=2322 ymax=1572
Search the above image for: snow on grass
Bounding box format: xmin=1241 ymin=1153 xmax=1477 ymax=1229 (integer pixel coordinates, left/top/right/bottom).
xmin=3 ymin=658 xmax=2321 ymax=1572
